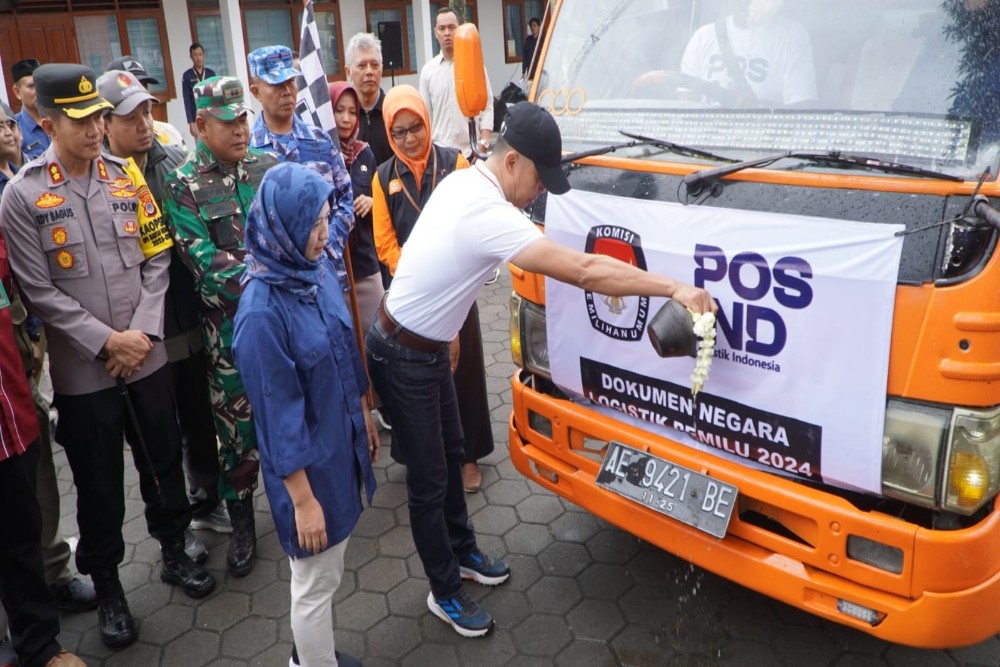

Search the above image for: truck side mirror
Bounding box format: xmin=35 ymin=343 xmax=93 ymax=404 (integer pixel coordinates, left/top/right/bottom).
xmin=454 ymin=23 xmax=488 ymax=119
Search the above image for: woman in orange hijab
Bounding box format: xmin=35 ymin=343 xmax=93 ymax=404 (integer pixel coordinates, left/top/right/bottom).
xmin=371 ymin=85 xmax=492 ymax=491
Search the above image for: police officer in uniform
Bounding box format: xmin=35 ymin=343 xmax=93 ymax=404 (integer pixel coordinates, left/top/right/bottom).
xmin=0 ymin=63 xmax=215 ymax=650
xmin=163 ymin=76 xmax=278 ymax=579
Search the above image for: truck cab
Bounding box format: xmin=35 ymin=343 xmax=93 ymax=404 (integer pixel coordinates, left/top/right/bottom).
xmin=495 ymin=0 xmax=1000 ymax=648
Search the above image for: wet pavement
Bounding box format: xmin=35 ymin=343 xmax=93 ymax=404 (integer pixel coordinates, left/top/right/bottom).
xmin=48 ymin=272 xmax=1000 ymax=666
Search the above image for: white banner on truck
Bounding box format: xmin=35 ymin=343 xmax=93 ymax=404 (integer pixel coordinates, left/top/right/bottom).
xmin=545 ymin=189 xmax=904 ymax=494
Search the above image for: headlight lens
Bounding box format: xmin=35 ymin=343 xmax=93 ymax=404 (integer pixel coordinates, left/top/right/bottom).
xmin=510 ymin=293 xmax=523 ymax=368
xmin=881 ymin=400 xmax=948 ymax=507
xmin=509 ymin=293 xmax=549 ymax=377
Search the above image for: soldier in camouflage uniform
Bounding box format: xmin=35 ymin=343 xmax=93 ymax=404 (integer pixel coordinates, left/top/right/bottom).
xmin=162 ymin=76 xmax=276 ymax=578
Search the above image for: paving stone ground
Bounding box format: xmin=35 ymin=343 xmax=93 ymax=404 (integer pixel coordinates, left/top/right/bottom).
xmin=48 ymin=273 xmax=1000 ymax=666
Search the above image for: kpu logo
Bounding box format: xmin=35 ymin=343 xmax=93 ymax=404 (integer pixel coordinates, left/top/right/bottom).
xmin=584 ymin=225 xmax=649 ymax=341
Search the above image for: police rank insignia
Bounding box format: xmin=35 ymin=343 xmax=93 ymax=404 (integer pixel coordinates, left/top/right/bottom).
xmin=96 ymin=160 xmax=109 ymax=181
xmin=123 ymin=221 xmax=138 ymax=234
xmin=78 ymin=76 xmax=93 ymax=94
xmin=48 ymin=164 xmax=65 ymax=184
xmin=56 ymin=250 xmax=74 ymax=269
xmin=36 ymin=193 xmax=64 ymax=209
xmin=388 ymin=179 xmax=403 ymax=195
xmin=51 ymin=227 xmax=68 ymax=246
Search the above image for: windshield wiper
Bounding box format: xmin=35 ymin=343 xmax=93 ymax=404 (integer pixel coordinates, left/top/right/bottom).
xmin=561 ymin=138 xmax=656 ymax=163
xmin=560 ymin=131 xmax=737 ymax=165
xmin=619 ymin=131 xmax=738 ymax=164
xmin=684 ymin=150 xmax=962 ymax=194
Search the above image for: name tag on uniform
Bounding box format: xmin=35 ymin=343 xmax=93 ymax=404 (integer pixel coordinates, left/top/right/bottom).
xmin=0 ymin=282 xmax=9 ymax=310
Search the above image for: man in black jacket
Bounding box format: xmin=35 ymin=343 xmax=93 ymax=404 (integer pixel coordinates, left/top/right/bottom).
xmin=96 ymin=70 xmax=228 ymax=557
xmin=345 ymin=32 xmax=392 ymax=165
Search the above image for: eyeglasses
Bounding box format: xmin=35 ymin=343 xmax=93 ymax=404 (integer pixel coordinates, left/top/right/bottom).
xmin=1 ymin=119 xmax=16 ymax=131
xmin=390 ymin=120 xmax=425 ymax=142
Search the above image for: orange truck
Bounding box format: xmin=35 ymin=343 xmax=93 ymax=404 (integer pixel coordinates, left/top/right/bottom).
xmin=459 ymin=0 xmax=1000 ymax=649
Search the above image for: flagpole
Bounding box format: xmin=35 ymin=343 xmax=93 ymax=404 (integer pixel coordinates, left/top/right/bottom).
xmin=299 ymin=0 xmax=374 ymax=405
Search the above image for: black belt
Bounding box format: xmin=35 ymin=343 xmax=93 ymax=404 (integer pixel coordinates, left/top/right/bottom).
xmin=376 ymin=298 xmax=448 ymax=354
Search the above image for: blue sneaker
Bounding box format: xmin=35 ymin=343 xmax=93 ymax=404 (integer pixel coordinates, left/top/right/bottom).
xmin=427 ymin=588 xmax=494 ymax=638
xmin=459 ymin=547 xmax=510 ymax=586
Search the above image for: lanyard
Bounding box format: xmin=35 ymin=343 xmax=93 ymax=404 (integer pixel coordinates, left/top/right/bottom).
xmin=394 ymin=148 xmax=438 ymax=214
xmin=475 ymin=162 xmax=504 ymax=197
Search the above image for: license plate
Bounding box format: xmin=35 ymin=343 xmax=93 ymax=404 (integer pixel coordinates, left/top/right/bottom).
xmin=596 ymin=441 xmax=737 ymax=539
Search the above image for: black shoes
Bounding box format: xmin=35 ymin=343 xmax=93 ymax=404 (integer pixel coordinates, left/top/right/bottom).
xmin=291 ymin=643 xmax=362 ymax=667
xmin=226 ymin=497 xmax=257 ymax=577
xmin=50 ymin=577 xmax=98 ymax=613
xmin=160 ymin=534 xmax=216 ymax=599
xmin=92 ymin=568 xmax=137 ymax=649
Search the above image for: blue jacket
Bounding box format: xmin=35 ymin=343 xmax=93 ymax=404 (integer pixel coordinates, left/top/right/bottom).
xmin=233 ymin=272 xmax=376 ymax=559
xmin=14 ymin=109 xmax=48 ymax=159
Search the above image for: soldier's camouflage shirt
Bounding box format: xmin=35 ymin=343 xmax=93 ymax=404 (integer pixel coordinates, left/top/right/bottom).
xmin=162 ymin=141 xmax=277 ymax=352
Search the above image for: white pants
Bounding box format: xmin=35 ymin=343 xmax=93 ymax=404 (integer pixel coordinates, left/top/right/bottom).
xmin=289 ymin=536 xmax=349 ymax=667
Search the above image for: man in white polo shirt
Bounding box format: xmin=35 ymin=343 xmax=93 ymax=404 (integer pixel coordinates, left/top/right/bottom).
xmin=365 ymin=101 xmax=715 ymax=638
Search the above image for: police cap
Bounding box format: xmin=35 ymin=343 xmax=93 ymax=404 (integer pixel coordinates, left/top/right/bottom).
xmin=34 ymin=64 xmax=113 ymax=119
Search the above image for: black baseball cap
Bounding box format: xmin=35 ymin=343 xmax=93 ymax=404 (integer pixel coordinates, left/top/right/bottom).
xmin=105 ymin=56 xmax=159 ymax=85
xmin=11 ymin=59 xmax=40 ymax=84
xmin=499 ymin=102 xmax=570 ymax=195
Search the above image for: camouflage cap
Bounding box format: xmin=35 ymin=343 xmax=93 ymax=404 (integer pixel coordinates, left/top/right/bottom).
xmin=194 ymin=75 xmax=251 ymax=121
xmin=247 ymin=45 xmax=299 ymax=85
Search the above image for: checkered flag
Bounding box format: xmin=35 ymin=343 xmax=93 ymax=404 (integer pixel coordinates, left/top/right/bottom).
xmin=296 ymin=0 xmax=335 ymax=136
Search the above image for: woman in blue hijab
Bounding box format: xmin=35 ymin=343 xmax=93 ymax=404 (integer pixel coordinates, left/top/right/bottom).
xmin=233 ymin=161 xmax=378 ymax=667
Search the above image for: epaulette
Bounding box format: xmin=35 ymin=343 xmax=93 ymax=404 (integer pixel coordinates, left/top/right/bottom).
xmin=17 ymin=152 xmax=49 ymax=175
xmin=99 ymin=152 xmax=131 ymax=175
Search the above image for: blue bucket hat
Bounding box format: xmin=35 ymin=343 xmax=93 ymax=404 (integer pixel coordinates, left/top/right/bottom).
xmin=247 ymin=45 xmax=299 ymax=85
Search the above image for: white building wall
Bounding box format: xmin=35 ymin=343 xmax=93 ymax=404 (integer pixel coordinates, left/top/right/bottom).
xmin=476 ymin=0 xmax=523 ymax=96
xmin=156 ymin=0 xmax=525 ymax=142
xmin=163 ymin=3 xmax=196 ymax=145
xmin=339 ymin=0 xmax=521 ymax=98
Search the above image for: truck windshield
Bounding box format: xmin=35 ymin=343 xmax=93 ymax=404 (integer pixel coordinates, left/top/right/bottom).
xmin=537 ymin=0 xmax=1000 ymax=180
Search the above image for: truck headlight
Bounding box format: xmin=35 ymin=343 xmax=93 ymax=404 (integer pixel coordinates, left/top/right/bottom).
xmin=510 ymin=293 xmax=549 ymax=378
xmin=882 ymin=400 xmax=1000 ymax=515
xmin=944 ymin=408 xmax=1000 ymax=514
xmin=881 ymin=400 xmax=949 ymax=507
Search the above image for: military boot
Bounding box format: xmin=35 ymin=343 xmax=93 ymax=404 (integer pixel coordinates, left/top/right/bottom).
xmin=226 ymin=497 xmax=257 ymax=577
xmin=92 ymin=568 xmax=137 ymax=648
xmin=160 ymin=533 xmax=216 ymax=598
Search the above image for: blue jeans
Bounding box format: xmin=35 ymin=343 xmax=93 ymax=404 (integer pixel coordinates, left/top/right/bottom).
xmin=366 ymin=320 xmax=476 ymax=598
